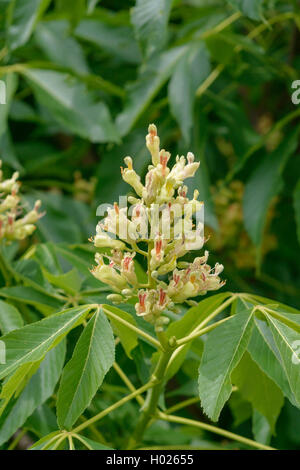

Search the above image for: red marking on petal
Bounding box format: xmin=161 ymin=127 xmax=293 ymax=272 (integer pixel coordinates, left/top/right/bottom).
xmin=159 ymin=288 xmax=166 ymax=306
xmin=155 ymin=239 xmax=163 ymax=256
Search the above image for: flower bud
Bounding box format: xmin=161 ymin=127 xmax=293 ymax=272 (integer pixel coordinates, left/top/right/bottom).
xmin=107 ymin=294 xmax=124 ymax=304
xmin=121 ymin=157 xmax=144 ymax=197
xmin=146 ymin=124 xmax=160 ymax=166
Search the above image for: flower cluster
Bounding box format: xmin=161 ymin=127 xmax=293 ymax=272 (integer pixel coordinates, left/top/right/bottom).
xmin=91 ymin=125 xmax=225 ymax=327
xmin=0 ymin=161 xmax=43 ymax=242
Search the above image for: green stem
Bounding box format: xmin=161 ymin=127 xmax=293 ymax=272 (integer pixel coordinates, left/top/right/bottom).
xmin=165 ymin=397 xmax=200 ymax=415
xmin=166 ymin=295 xmax=236 ymax=374
xmin=102 ymin=306 xmax=162 ymax=350
xmin=201 ymin=11 xmax=242 ymax=40
xmin=130 ymin=346 xmax=174 ymax=448
xmin=72 ymin=433 xmax=93 ymax=450
xmin=176 ymin=315 xmax=232 ymax=346
xmin=68 ymin=435 xmax=75 ymax=450
xmin=72 ymin=382 xmax=153 ymax=434
xmin=77 ymin=415 xmax=108 ymax=444
xmin=159 ymin=413 xmax=275 ymax=451
xmin=113 ymin=362 xmax=145 ymax=406
xmin=8 ymin=429 xmax=27 ymax=450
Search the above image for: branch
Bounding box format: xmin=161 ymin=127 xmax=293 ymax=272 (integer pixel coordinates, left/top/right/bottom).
xmin=158 ymin=412 xmax=275 ymax=451
xmin=72 ymin=382 xmax=154 ymax=433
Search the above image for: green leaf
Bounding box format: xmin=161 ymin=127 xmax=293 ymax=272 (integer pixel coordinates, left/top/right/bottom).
xmin=0 ymin=340 xmax=66 ymax=445
xmin=294 ymin=180 xmax=300 ymax=245
xmin=0 ymin=131 xmax=22 ymax=170
xmin=6 ymin=0 xmax=51 ymax=50
xmin=34 ymin=243 xmax=62 ymax=275
xmin=35 ymin=20 xmax=89 ymax=74
xmin=198 ymin=306 xmax=254 ymax=421
xmin=57 ymin=308 xmax=115 ymax=429
xmin=167 ymin=292 xmax=231 ymax=340
xmin=22 ymin=68 xmax=120 ymax=143
xmin=73 ymin=435 xmax=113 ymax=450
xmin=168 ymin=43 xmax=210 ymax=143
xmin=252 ymin=410 xmax=272 ymax=445
xmin=55 ymin=244 xmax=94 ymax=276
xmin=43 ymin=268 xmax=82 ymax=296
xmin=0 ymin=362 xmax=40 ymax=416
xmin=265 ymin=313 xmax=300 ymax=407
xmin=116 ymin=46 xmax=187 ymax=136
xmin=0 ymin=286 xmax=63 ymax=315
xmin=75 ymin=19 xmax=141 ymax=64
xmin=29 ymin=431 xmax=61 ymax=450
xmin=228 ymin=391 xmax=252 ymax=427
xmin=87 ymin=0 xmax=101 ymax=14
xmin=23 ymin=192 xmax=85 ymax=244
xmin=0 ymin=73 xmax=18 ymax=138
xmin=247 ymin=317 xmax=298 ymax=407
xmin=228 ymin=0 xmax=263 ymax=20
xmin=205 ymin=34 xmax=235 ymax=65
xmin=164 ymin=293 xmax=230 ymax=379
xmin=243 ymin=127 xmax=299 ymax=260
xmin=0 ymin=300 xmax=23 ymax=334
xmin=188 ymin=111 xmax=218 ymax=230
xmin=0 ymin=305 xmax=91 ymax=379
xmin=102 ymin=304 xmax=138 ymax=358
xmin=232 ymin=351 xmax=284 ymax=432
xmin=131 ymin=0 xmax=172 ymax=58
xmin=25 ymin=404 xmax=58 ymax=438
xmin=13 ymin=258 xmax=54 ymax=294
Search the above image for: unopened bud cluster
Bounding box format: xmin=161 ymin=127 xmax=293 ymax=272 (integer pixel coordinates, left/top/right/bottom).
xmin=91 ymin=125 xmax=225 ymax=327
xmin=0 ymin=161 xmax=43 ymax=242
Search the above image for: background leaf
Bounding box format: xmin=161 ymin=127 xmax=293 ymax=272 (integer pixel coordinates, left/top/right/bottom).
xmin=6 ymin=0 xmax=51 ymax=50
xmin=0 ymin=300 xmax=23 ymax=334
xmin=168 ymin=43 xmax=211 ymax=144
xmin=23 ymin=69 xmax=120 ymax=143
xmin=243 ymin=127 xmax=300 ymax=264
xmin=131 ymin=0 xmax=172 ymax=58
xmin=294 ymin=180 xmax=300 ymax=245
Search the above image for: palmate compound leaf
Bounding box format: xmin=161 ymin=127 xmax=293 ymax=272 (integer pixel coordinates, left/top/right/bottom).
xmin=198 ymin=305 xmax=254 ymax=421
xmin=231 ymin=351 xmax=284 ymax=433
xmin=0 ymin=305 xmax=92 ymax=380
xmin=57 ymin=307 xmax=115 ymax=430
